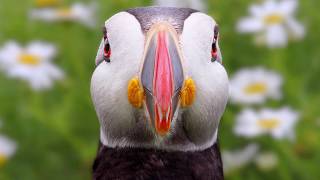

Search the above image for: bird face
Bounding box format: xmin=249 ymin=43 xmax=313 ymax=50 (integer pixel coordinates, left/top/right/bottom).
xmin=91 ymin=7 xmax=228 ymax=151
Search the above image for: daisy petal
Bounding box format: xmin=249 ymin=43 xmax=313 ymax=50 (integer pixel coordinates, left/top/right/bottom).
xmin=30 ymin=73 xmax=53 ymax=90
xmin=249 ymin=4 xmax=265 ymax=17
xmin=7 ymin=66 xmax=35 ymax=81
xmin=237 ymin=17 xmax=264 ymax=33
xmin=266 ymin=25 xmax=288 ymax=48
xmin=0 ymin=135 xmax=16 ymax=158
xmin=223 ymin=144 xmax=259 ymax=174
xmin=29 ymin=8 xmax=58 ymax=22
xmin=26 ymin=41 xmax=57 ymax=60
xmin=44 ymin=63 xmax=64 ymax=80
xmin=72 ymin=3 xmax=97 ymax=28
xmin=279 ymin=0 xmax=298 ymax=16
xmin=0 ymin=41 xmax=22 ymax=68
xmin=287 ymin=17 xmax=305 ymax=39
xmin=263 ymin=0 xmax=278 ymax=14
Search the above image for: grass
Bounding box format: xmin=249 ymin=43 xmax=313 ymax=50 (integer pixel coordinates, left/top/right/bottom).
xmin=0 ymin=0 xmax=319 ymax=179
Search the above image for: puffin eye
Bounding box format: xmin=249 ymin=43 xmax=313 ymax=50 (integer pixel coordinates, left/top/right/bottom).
xmin=103 ymin=27 xmax=111 ymax=63
xmin=104 ymin=43 xmax=111 ymax=63
xmin=211 ymin=25 xmax=219 ymax=63
xmin=211 ymin=41 xmax=218 ymax=62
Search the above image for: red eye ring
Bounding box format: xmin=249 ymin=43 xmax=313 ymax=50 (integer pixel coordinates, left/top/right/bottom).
xmin=211 ymin=49 xmax=218 ymax=59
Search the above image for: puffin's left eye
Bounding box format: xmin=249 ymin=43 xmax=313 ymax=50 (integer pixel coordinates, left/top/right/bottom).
xmin=211 ymin=41 xmax=218 ymax=62
xmin=103 ymin=27 xmax=111 ymax=63
xmin=104 ymin=43 xmax=111 ymax=63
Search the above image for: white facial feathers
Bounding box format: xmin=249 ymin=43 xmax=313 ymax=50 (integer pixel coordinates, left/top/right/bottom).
xmin=181 ymin=13 xmax=229 ymax=146
xmin=91 ymin=12 xmax=146 ymax=145
xmin=95 ymin=12 xmax=145 ymax=65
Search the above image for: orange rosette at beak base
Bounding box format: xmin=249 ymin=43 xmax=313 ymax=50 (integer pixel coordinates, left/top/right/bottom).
xmin=127 ymin=77 xmax=144 ymax=108
xmin=180 ymin=78 xmax=196 ymax=107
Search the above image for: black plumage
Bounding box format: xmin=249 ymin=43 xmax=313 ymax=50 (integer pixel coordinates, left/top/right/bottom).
xmin=92 ymin=142 xmax=224 ymax=180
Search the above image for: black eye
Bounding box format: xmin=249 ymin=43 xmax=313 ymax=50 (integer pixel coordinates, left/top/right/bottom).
xmin=103 ymin=27 xmax=111 ymax=63
xmin=211 ymin=25 xmax=219 ymax=62
xmin=104 ymin=43 xmax=111 ymax=63
xmin=211 ymin=41 xmax=217 ymax=62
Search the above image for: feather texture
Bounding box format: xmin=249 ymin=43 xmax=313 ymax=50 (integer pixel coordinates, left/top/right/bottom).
xmin=92 ymin=142 xmax=223 ymax=180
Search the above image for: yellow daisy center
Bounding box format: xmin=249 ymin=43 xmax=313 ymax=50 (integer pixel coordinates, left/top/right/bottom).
xmin=258 ymin=118 xmax=280 ymax=129
xmin=244 ymin=82 xmax=267 ymax=95
xmin=264 ymin=14 xmax=285 ymax=25
xmin=0 ymin=154 xmax=7 ymax=167
xmin=56 ymin=8 xmax=73 ymax=18
xmin=35 ymin=0 xmax=60 ymax=7
xmin=19 ymin=53 xmax=41 ymax=66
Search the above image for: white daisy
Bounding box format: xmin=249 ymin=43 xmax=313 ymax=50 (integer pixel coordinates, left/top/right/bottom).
xmin=29 ymin=2 xmax=96 ymax=28
xmin=234 ymin=107 xmax=299 ymax=140
xmin=154 ymin=0 xmax=207 ymax=12
xmin=229 ymin=67 xmax=283 ymax=104
xmin=0 ymin=135 xmax=16 ymax=167
xmin=222 ymin=144 xmax=259 ymax=174
xmin=0 ymin=41 xmax=64 ymax=90
xmin=237 ymin=0 xmax=305 ymax=48
xmin=254 ymin=151 xmax=278 ymax=171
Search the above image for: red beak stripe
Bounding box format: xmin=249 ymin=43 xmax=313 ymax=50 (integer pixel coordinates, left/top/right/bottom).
xmin=153 ymin=31 xmax=174 ymax=135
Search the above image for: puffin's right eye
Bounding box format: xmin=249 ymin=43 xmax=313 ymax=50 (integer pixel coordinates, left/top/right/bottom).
xmin=104 ymin=43 xmax=111 ymax=63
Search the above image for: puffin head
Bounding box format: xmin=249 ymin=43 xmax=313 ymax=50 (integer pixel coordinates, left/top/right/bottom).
xmin=91 ymin=7 xmax=228 ymax=151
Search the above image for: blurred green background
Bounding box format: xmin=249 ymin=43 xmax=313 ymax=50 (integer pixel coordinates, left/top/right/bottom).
xmin=0 ymin=0 xmax=319 ymax=179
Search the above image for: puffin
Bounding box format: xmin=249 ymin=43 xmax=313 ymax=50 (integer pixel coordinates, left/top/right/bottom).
xmin=91 ymin=7 xmax=229 ymax=180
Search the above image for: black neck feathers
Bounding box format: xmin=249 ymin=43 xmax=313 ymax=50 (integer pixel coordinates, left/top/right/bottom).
xmin=92 ymin=142 xmax=224 ymax=180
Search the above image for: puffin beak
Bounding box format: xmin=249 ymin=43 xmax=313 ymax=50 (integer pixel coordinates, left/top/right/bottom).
xmin=141 ymin=23 xmax=184 ymax=136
